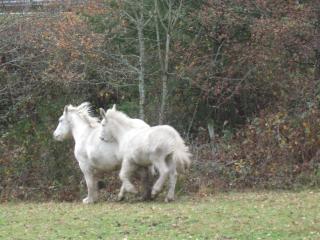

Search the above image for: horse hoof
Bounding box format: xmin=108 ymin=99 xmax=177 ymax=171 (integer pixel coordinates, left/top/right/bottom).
xmin=151 ymin=188 xmax=159 ymax=198
xmin=83 ymin=197 xmax=94 ymax=204
xmin=127 ymin=187 xmax=138 ymax=195
xmin=151 ymin=192 xmax=159 ymax=200
xmin=164 ymin=197 xmax=174 ymax=203
xmin=117 ymin=194 xmax=125 ymax=202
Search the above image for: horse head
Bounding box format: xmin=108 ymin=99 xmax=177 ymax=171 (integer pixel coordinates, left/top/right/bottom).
xmin=53 ymin=105 xmax=73 ymax=141
xmin=99 ymin=106 xmax=114 ymax=142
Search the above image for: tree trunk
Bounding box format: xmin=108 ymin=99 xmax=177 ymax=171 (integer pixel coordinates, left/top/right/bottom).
xmin=137 ymin=17 xmax=145 ymax=120
xmin=315 ymin=50 xmax=320 ymax=81
xmin=315 ymin=4 xmax=320 ymax=81
xmin=159 ymin=33 xmax=170 ymax=124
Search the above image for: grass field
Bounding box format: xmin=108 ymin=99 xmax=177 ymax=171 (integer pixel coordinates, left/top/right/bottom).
xmin=0 ymin=191 xmax=319 ymax=240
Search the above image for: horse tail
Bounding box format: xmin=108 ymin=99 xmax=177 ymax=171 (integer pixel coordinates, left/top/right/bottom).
xmin=172 ymin=140 xmax=192 ymax=173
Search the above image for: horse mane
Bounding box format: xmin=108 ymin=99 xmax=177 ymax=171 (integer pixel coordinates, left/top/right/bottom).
xmin=107 ymin=109 xmax=131 ymax=125
xmin=107 ymin=108 xmax=141 ymax=128
xmin=68 ymin=102 xmax=100 ymax=128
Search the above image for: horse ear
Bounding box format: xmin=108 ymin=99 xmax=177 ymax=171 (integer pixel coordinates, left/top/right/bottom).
xmin=99 ymin=108 xmax=106 ymax=118
xmin=112 ymin=104 xmax=116 ymax=111
xmin=64 ymin=105 xmax=68 ymax=113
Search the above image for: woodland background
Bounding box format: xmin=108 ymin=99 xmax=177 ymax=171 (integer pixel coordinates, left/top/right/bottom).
xmin=1 ymin=0 xmax=320 ymax=201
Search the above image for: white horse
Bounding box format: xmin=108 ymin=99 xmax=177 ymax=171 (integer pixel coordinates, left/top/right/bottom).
xmin=53 ymin=102 xmax=151 ymax=203
xmin=99 ymin=105 xmax=191 ymax=202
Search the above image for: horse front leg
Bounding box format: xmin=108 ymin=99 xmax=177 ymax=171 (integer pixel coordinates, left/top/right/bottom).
xmin=118 ymin=158 xmax=138 ymax=201
xmin=83 ymin=172 xmax=99 ymax=204
xmin=80 ymin=163 xmax=98 ymax=204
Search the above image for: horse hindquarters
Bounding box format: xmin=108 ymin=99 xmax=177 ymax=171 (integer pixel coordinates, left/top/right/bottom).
xmin=172 ymin=144 xmax=191 ymax=172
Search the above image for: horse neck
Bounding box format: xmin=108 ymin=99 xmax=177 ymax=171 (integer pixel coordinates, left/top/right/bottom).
xmin=109 ymin=119 xmax=132 ymax=142
xmin=70 ymin=114 xmax=92 ymax=144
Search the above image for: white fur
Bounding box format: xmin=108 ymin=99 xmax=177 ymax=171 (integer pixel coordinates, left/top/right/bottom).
xmin=100 ymin=106 xmax=191 ymax=202
xmin=53 ymin=102 xmax=151 ymax=203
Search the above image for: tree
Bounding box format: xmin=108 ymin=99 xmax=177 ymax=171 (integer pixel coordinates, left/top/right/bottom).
xmin=121 ymin=0 xmax=150 ymax=120
xmin=314 ymin=2 xmax=320 ymax=82
xmin=93 ymin=0 xmax=153 ymax=120
xmin=154 ymin=0 xmax=182 ymax=124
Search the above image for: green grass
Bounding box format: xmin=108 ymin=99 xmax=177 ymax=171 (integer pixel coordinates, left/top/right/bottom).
xmin=1 ymin=191 xmax=320 ymax=240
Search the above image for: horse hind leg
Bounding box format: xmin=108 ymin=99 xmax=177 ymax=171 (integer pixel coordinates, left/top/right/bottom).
xmin=151 ymin=157 xmax=169 ymax=199
xmin=118 ymin=158 xmax=138 ymax=201
xmin=165 ymin=168 xmax=177 ymax=202
xmin=118 ymin=185 xmax=126 ymax=201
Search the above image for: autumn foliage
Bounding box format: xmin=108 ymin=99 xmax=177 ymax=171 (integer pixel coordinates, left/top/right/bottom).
xmin=1 ymin=0 xmax=320 ymax=201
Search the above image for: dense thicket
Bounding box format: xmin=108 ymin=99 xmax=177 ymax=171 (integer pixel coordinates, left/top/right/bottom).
xmin=1 ymin=0 xmax=320 ymax=201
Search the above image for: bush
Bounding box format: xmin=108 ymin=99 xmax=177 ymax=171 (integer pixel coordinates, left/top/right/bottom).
xmin=0 ymin=96 xmax=81 ymax=201
xmin=211 ymin=105 xmax=320 ymax=189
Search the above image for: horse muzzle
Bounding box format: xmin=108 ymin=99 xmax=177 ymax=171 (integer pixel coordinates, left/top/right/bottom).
xmin=53 ymin=133 xmax=63 ymax=141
